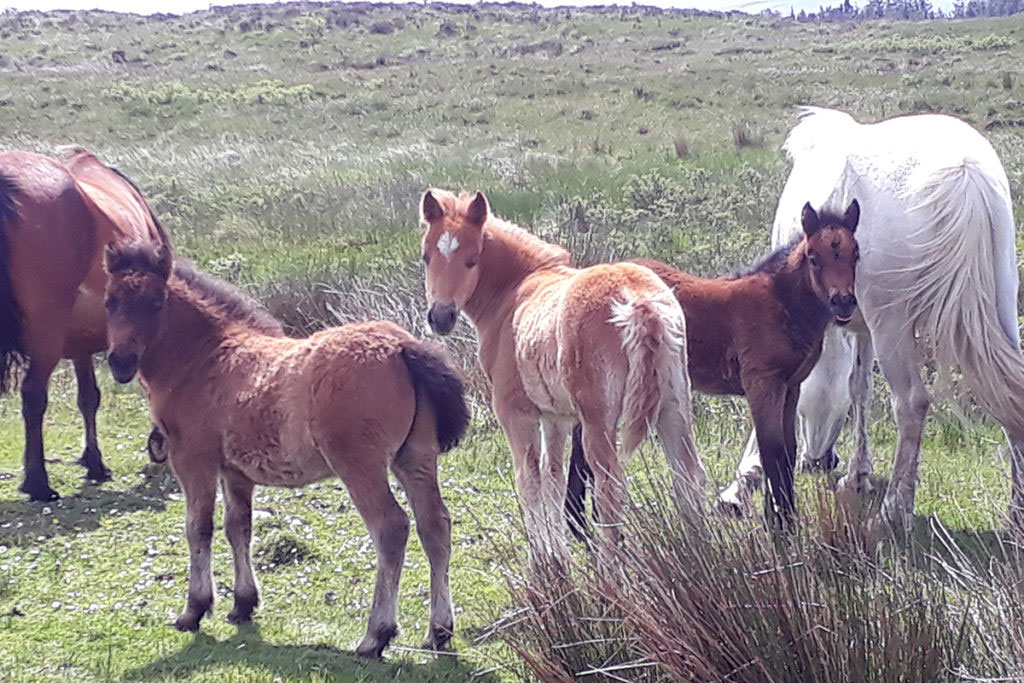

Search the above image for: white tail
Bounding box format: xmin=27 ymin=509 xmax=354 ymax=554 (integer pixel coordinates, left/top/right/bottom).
xmin=892 ymin=159 xmax=1024 ymax=434
xmin=610 ymin=288 xmax=688 ymax=455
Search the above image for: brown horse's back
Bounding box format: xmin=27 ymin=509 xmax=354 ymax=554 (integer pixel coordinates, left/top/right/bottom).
xmin=208 ymin=322 xmax=424 ymax=487
xmin=632 ymin=257 xmax=784 ymax=396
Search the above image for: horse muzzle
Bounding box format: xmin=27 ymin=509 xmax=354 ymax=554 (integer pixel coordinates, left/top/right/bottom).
xmin=107 ymin=351 xmax=139 ymax=384
xmin=829 ymin=294 xmax=858 ymax=326
xmin=427 ymin=303 xmax=459 ymax=335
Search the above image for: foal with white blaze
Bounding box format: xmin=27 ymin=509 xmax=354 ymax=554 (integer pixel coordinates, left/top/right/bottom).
xmin=420 ymin=189 xmax=704 ymax=557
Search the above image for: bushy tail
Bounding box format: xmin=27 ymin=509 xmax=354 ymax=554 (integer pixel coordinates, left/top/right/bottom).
xmin=0 ymin=172 xmax=25 ymax=394
xmin=894 ymin=159 xmax=1024 ymax=435
xmin=610 ymin=288 xmax=687 ymax=455
xmin=400 ymin=341 xmax=470 ymax=453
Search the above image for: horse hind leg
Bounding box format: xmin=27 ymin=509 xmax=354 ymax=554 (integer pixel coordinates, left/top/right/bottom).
xmin=19 ymin=352 xmax=60 ymax=501
xmin=871 ymin=326 xmax=930 ymax=532
xmin=72 ymin=355 xmax=111 ymax=482
xmin=221 ymin=470 xmax=258 ymax=625
xmin=655 ymin=372 xmax=705 ymax=517
xmin=336 ymin=457 xmax=410 ymax=659
xmin=391 ymin=424 xmax=453 ymax=651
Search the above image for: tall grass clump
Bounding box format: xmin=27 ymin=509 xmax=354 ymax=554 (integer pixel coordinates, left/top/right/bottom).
xmin=497 ymin=476 xmax=1024 ymax=681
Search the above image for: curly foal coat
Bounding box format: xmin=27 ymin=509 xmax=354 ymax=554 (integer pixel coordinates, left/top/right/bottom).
xmin=104 ymin=244 xmax=468 ymax=659
xmin=420 ymin=189 xmax=704 ymax=558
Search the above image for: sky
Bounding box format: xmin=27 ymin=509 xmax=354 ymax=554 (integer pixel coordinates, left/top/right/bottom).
xmin=1 ymin=0 xmax=875 ymax=17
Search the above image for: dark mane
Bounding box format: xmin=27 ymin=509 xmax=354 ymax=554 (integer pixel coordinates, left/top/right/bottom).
xmin=730 ymin=238 xmax=800 ymax=279
xmin=172 ymin=261 xmax=285 ymax=337
xmin=107 ymin=242 xmax=285 ymax=337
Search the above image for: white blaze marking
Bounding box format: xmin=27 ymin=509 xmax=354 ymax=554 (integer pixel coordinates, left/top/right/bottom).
xmin=437 ymin=231 xmax=460 ymax=260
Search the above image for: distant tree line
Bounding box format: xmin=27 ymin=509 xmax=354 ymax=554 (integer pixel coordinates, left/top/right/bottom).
xmin=787 ymin=0 xmax=1023 ymax=21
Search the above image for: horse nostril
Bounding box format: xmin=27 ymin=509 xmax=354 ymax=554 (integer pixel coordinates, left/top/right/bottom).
xmin=428 ymin=304 xmax=458 ymax=335
xmin=108 ymin=351 xmax=139 ymax=380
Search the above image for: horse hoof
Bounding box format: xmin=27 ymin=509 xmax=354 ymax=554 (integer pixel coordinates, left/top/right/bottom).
xmin=837 ymin=472 xmax=873 ymax=496
xmin=147 ymin=427 xmax=168 ymax=463
xmin=20 ymin=481 xmax=60 ymax=502
xmin=81 ymin=463 xmax=113 ymax=483
xmin=227 ymin=596 xmax=257 ymax=625
xmin=801 ymin=448 xmax=840 ymax=473
xmin=226 ymin=609 xmax=252 ymax=626
xmin=714 ymin=484 xmax=751 ymax=518
xmin=356 ymin=624 xmax=398 ymax=659
xmin=422 ymin=623 xmax=453 ymax=651
xmin=173 ymin=612 xmax=202 ymax=632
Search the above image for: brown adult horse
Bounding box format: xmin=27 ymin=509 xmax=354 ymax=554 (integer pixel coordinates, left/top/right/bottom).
xmin=567 ymin=201 xmax=860 ymax=530
xmin=103 ymin=242 xmax=468 ymax=659
xmin=0 ymin=149 xmax=169 ymax=501
xmin=420 ymin=188 xmax=704 ymax=560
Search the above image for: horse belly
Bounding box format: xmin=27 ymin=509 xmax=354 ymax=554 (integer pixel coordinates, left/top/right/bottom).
xmin=222 ymin=424 xmax=333 ymax=488
xmin=514 ymin=300 xmax=575 ymax=416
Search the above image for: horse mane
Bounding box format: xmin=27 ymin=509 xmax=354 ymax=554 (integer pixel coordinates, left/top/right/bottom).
xmin=172 ymin=261 xmax=285 ymax=337
xmin=108 ymin=242 xmax=284 ymax=337
xmin=485 ymin=213 xmax=571 ymax=270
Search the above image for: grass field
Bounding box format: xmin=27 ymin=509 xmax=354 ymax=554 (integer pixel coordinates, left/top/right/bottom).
xmin=0 ymin=3 xmax=1023 ymax=680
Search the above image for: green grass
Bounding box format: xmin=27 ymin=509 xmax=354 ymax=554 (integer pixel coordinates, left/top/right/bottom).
xmin=0 ymin=3 xmax=1022 ymax=681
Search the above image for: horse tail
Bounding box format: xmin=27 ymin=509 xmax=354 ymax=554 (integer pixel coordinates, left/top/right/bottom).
xmin=399 ymin=341 xmax=470 ymax=454
xmin=0 ymin=172 xmax=25 ymax=394
xmin=897 ymin=158 xmax=1024 ymax=434
xmin=610 ymin=287 xmax=688 ymax=456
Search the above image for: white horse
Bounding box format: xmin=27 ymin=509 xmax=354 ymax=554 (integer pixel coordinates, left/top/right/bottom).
xmin=718 ymin=107 xmax=1024 ymax=529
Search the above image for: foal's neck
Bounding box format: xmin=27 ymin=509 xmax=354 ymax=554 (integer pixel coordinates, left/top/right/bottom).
xmin=463 ymin=218 xmax=570 ymax=325
xmin=770 ymin=243 xmax=831 ymax=330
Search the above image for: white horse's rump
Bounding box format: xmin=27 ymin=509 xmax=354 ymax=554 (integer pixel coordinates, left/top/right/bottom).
xmin=719 ymin=107 xmax=1024 ymax=526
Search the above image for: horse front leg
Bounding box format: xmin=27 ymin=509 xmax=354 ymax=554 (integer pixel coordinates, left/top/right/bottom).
xmin=749 ymin=382 xmax=794 ymax=531
xmin=221 ymin=469 xmax=258 ymax=625
xmin=19 ymin=354 xmax=59 ymax=501
xmin=173 ymin=456 xmax=219 ymax=632
xmin=72 ymin=355 xmax=111 ymax=482
xmin=837 ymin=331 xmax=875 ymax=496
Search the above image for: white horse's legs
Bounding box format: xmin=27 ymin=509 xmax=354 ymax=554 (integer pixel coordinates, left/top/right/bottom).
xmin=837 ymin=331 xmax=875 ymax=495
xmin=872 ymin=323 xmax=931 ymax=530
xmin=796 ymin=326 xmax=855 ymax=471
xmin=716 ymin=432 xmax=761 ymax=516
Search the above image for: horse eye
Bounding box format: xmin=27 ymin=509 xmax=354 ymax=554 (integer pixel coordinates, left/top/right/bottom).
xmin=465 ymin=259 xmax=478 ymax=269
xmin=422 ymin=253 xmax=431 ymax=265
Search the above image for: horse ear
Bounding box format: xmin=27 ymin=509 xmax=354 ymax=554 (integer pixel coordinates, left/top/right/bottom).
xmin=103 ymin=243 xmax=122 ymax=273
xmin=466 ymin=191 xmax=489 ymax=227
xmin=421 ymin=190 xmax=444 ymax=223
xmin=154 ymin=245 xmax=172 ymax=280
xmin=801 ymin=202 xmax=820 ymax=237
xmin=844 ymin=199 xmax=860 ymax=233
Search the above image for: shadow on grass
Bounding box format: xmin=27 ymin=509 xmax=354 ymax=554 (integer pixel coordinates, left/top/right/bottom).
xmin=0 ymin=462 xmax=179 ymax=546
xmin=122 ymin=625 xmax=500 ymax=683
xmin=825 ymin=471 xmax=1021 ymax=572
